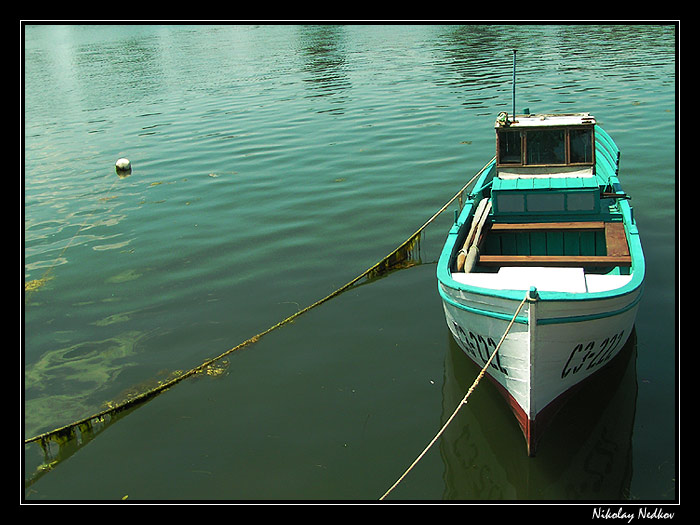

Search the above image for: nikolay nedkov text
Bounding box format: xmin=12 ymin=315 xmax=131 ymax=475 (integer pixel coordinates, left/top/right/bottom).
xmin=592 ymin=507 xmax=675 ymax=522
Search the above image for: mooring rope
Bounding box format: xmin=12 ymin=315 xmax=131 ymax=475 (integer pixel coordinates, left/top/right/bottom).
xmin=24 ymin=156 xmax=495 ymax=448
xmin=379 ymin=291 xmax=529 ymax=500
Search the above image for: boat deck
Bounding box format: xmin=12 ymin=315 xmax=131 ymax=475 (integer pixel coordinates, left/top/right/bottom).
xmin=451 ymin=265 xmax=633 ymax=293
xmin=476 ymin=220 xmax=631 ymax=269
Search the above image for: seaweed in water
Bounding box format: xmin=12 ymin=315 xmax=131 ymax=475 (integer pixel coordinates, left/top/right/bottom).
xmin=365 ymin=233 xmax=422 ymax=282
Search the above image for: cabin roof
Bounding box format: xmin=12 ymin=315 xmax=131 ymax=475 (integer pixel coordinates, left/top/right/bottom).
xmin=496 ymin=113 xmax=596 ymax=129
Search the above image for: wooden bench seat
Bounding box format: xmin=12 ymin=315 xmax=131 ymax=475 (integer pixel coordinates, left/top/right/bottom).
xmin=477 ymin=254 xmax=632 ymax=267
xmin=489 ymin=221 xmax=605 ymax=231
xmin=479 ymin=221 xmax=631 ymax=267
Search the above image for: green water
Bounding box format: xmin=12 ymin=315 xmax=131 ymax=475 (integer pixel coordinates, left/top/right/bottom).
xmin=23 ymin=23 xmax=676 ymax=501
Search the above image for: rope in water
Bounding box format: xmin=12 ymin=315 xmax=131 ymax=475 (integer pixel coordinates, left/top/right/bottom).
xmin=24 ymin=156 xmax=495 ymax=447
xmin=379 ymin=291 xmax=529 ymax=500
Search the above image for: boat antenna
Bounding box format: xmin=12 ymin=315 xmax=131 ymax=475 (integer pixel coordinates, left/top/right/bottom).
xmin=512 ymin=49 xmax=517 ymax=123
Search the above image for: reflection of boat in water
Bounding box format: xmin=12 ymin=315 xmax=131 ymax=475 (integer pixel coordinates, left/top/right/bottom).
xmin=439 ymin=327 xmax=637 ymax=500
xmin=437 ymin=110 xmax=644 ymax=455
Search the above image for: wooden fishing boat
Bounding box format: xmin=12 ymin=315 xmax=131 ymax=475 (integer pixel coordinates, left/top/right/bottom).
xmin=436 ymin=111 xmax=644 ymax=456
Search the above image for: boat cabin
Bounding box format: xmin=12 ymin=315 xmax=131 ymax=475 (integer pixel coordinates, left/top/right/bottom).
xmin=492 ymin=113 xmax=599 ymax=217
xmin=452 ymin=112 xmax=632 ymax=279
xmin=495 ymin=113 xmax=596 ymax=176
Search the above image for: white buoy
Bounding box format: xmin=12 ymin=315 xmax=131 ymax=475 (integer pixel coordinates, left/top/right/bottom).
xmin=115 ymin=158 xmax=131 ymax=172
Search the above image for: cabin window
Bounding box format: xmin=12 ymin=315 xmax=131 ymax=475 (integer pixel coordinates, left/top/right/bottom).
xmin=526 ymin=129 xmax=566 ymax=165
xmin=496 ymin=126 xmax=594 ymax=167
xmin=498 ymin=130 xmax=522 ymax=164
xmin=569 ymin=128 xmax=593 ymax=164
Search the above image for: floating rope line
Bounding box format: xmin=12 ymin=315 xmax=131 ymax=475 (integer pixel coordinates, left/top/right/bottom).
xmin=24 ymin=157 xmax=496 ymax=451
xmin=379 ymin=291 xmax=529 ymax=501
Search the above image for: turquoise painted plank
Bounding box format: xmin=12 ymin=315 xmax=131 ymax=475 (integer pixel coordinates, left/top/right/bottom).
xmin=563 ymin=231 xmax=580 ymax=256
xmin=546 ymin=231 xmax=564 ymax=256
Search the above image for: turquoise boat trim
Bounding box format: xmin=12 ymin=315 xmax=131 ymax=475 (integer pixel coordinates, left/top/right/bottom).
xmin=594 ymin=124 xmax=620 ymax=183
xmin=536 ymin=286 xmax=643 ymax=325
xmin=469 ymin=179 xmax=494 ymax=197
xmin=438 ymin=284 xmax=529 ymax=324
xmin=436 ymin=227 xmax=645 ymax=303
xmin=596 ymin=150 xmax=617 ymax=175
xmin=466 ymin=161 xmax=496 ymax=201
xmin=594 ymin=125 xmax=620 ymax=159
xmin=438 ymin=281 xmax=643 ymax=325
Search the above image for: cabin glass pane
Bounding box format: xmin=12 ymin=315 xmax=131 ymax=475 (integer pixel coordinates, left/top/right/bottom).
xmin=569 ymin=128 xmax=593 ymax=164
xmin=498 ymin=130 xmax=522 ymax=164
xmin=526 ymin=129 xmax=565 ymax=165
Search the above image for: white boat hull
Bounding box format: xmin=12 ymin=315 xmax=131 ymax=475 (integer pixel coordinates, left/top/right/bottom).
xmin=438 ymin=279 xmax=642 ymax=455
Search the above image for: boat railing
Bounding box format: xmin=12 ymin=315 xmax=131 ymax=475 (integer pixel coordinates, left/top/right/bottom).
xmin=595 ymin=125 xmax=621 ymax=184
xmin=595 ymin=125 xmax=620 ymax=159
